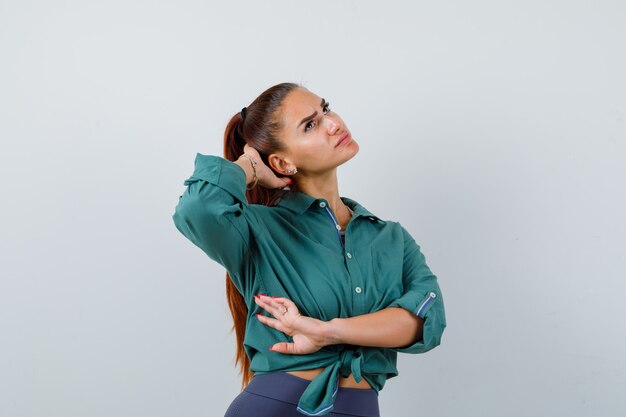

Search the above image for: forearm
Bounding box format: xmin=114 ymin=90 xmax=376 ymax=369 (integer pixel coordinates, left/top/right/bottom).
xmin=324 ymin=307 xmax=424 ymax=348
xmin=233 ymin=157 xmax=255 ymax=186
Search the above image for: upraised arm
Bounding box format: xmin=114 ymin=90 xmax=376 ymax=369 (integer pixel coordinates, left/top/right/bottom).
xmin=172 ymin=153 xmax=255 ymax=293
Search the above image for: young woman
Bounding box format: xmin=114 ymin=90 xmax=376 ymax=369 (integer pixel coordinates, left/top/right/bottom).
xmin=172 ymin=82 xmax=446 ymax=417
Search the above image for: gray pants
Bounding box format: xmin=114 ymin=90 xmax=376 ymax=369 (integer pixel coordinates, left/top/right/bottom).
xmin=224 ymin=372 xmax=380 ymax=417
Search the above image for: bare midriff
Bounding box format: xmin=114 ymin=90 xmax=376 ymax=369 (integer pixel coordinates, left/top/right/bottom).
xmin=286 ymin=367 xmax=372 ymax=389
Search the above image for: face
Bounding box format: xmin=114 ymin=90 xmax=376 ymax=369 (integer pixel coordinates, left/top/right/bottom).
xmin=269 ymin=88 xmax=359 ymax=176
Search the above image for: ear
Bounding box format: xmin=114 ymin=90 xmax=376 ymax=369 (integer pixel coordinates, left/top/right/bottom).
xmin=268 ymin=153 xmax=295 ymax=175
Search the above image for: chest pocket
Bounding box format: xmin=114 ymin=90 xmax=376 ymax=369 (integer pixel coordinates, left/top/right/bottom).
xmin=370 ymin=245 xmax=404 ymax=302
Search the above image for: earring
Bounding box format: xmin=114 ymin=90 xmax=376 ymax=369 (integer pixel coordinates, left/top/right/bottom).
xmin=285 ymin=168 xmax=297 ymax=175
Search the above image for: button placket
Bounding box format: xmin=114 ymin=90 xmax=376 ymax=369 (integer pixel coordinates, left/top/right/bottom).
xmin=318 ymin=200 xmax=365 ymax=313
xmin=320 ymin=200 xmax=346 ymax=250
xmin=343 ymin=248 xmax=366 ymax=314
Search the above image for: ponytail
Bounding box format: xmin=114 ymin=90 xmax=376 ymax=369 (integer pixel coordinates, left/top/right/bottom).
xmin=221 ymin=83 xmax=299 ymax=389
xmin=222 ymin=113 xmax=252 ymax=389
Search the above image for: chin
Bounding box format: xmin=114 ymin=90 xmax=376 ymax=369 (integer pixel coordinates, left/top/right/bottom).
xmin=345 ymin=139 xmax=359 ymax=157
xmin=339 ymin=143 xmax=359 ymax=165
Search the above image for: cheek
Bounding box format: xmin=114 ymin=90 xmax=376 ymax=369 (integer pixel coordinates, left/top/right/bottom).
xmin=293 ymin=140 xmax=334 ymax=168
xmin=301 ymin=146 xmax=326 ymax=163
xmin=299 ymin=137 xmax=328 ymax=156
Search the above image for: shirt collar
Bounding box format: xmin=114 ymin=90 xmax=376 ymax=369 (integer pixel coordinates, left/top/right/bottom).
xmin=276 ymin=190 xmax=387 ymax=224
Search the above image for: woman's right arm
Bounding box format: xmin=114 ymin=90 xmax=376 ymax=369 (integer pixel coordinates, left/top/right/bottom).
xmin=172 ymin=153 xmax=256 ymax=290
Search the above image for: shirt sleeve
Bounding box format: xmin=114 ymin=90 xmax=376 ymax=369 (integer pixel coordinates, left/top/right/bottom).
xmin=172 ymin=153 xmax=254 ymax=294
xmin=386 ymin=225 xmax=447 ymax=354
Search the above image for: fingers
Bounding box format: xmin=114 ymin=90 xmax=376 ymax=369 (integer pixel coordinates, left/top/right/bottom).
xmin=255 ymin=314 xmax=291 ymax=335
xmin=254 ymin=294 xmax=298 ymax=314
xmin=269 ymin=176 xmax=293 ymax=190
xmin=265 ymin=296 xmax=298 ymax=311
xmin=254 ymin=295 xmax=303 ymax=333
xmin=240 ymin=145 xmax=295 ymax=189
xmin=254 ymin=294 xmax=286 ymax=318
xmin=242 ymin=144 xmax=258 ymax=156
xmin=254 ymin=296 xmax=319 ymax=355
xmin=270 ymin=342 xmax=297 ymax=354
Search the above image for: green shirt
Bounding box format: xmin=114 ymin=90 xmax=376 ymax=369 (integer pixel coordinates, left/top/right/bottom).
xmin=172 ymin=154 xmax=446 ymax=416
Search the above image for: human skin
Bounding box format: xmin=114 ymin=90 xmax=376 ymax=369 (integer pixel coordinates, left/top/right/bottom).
xmin=253 ymin=294 xmax=424 ymax=355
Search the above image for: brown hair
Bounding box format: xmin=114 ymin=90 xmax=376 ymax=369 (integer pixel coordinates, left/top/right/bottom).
xmin=222 ymin=82 xmax=301 ymax=389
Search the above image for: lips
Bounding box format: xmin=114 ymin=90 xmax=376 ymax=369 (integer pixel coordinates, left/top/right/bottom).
xmin=335 ymin=132 xmax=351 ymax=147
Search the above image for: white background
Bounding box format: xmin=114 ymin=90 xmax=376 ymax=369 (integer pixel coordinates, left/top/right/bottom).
xmin=1 ymin=1 xmax=625 ymax=416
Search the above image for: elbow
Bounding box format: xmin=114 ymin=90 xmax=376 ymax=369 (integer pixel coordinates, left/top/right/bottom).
xmin=425 ymin=325 xmax=444 ymax=351
xmin=423 ymin=313 xmax=446 ymax=352
xmin=172 ymin=206 xmax=192 ymax=239
xmin=172 ymin=197 xmax=197 ymax=239
xmin=172 ymin=193 xmax=218 ymax=248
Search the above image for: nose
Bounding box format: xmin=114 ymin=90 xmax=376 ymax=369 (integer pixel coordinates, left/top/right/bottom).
xmin=323 ymin=115 xmax=340 ymax=135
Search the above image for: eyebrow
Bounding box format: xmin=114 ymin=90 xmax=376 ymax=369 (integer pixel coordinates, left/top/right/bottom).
xmin=297 ymin=98 xmax=327 ymax=128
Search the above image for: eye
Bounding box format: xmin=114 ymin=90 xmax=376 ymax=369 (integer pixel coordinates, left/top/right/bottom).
xmin=304 ymin=102 xmax=331 ymax=132
xmin=304 ymin=101 xmax=330 ymax=132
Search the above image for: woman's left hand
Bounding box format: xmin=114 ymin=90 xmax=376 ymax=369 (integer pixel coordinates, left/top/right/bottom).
xmin=254 ymin=294 xmax=329 ymax=355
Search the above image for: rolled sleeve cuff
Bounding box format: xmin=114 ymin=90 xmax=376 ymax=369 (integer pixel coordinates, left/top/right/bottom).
xmin=183 ymin=153 xmax=248 ymax=206
xmin=387 ymin=289 xmax=446 ymax=354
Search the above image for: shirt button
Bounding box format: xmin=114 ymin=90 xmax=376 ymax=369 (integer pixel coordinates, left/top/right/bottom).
xmin=336 ymin=224 xmax=342 ymax=230
xmin=319 ymin=201 xmax=326 ymax=208
xmin=429 ymin=291 xmax=437 ymax=298
xmin=346 ymin=252 xmax=352 ymax=259
xmin=355 ymin=287 xmax=362 ymax=294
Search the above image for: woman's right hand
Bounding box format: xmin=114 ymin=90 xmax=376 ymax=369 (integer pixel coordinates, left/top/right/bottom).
xmin=254 ymin=294 xmax=328 ymax=355
xmin=240 ymin=144 xmax=293 ymax=189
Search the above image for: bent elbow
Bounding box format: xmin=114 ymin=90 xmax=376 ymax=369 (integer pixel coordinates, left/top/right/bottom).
xmin=172 ymin=191 xmax=226 ymax=253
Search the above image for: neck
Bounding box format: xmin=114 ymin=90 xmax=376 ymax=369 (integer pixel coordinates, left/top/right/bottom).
xmin=295 ymin=168 xmax=345 ymax=214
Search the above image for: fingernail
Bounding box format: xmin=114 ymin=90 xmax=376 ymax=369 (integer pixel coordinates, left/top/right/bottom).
xmin=256 ymin=313 xmax=262 ymax=319
xmin=269 ymin=346 xmax=274 ymax=351
xmin=259 ymin=293 xmax=266 ymax=297
xmin=271 ymin=296 xmax=278 ymax=298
